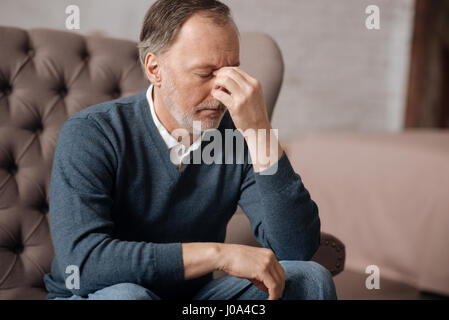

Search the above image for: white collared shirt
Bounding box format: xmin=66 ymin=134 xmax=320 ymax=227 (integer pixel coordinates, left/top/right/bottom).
xmin=146 ymin=84 xmax=204 ymax=172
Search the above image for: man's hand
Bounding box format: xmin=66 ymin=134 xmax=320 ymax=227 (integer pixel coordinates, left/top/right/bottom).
xmin=217 ymin=243 xmax=286 ymax=300
xmin=211 ymin=67 xmax=283 ymax=172
xmin=182 ymin=242 xmax=285 ymax=300
xmin=212 ymin=67 xmax=270 ymax=133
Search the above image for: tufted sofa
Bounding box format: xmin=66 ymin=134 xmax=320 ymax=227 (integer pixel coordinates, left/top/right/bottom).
xmin=0 ymin=26 xmax=345 ymax=300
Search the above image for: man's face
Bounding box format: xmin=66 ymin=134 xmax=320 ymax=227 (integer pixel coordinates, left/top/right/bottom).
xmin=158 ymin=13 xmax=240 ymax=132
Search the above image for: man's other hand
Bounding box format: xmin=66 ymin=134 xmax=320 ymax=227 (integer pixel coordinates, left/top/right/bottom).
xmin=216 ymin=243 xmax=286 ymax=300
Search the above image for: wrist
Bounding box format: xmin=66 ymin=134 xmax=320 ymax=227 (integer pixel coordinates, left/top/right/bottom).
xmin=236 ymin=120 xmax=271 ymax=134
xmin=243 ymin=129 xmax=283 ymax=173
xmin=213 ymin=242 xmax=228 ymax=272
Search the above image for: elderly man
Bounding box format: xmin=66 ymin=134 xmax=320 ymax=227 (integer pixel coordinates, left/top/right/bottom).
xmin=43 ymin=0 xmax=337 ymax=300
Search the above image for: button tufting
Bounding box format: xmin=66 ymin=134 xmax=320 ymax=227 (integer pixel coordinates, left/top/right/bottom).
xmin=111 ymin=88 xmax=121 ymax=99
xmin=34 ymin=121 xmax=43 ymax=132
xmin=59 ymin=86 xmax=68 ymax=97
xmin=8 ymin=161 xmax=17 ymax=174
xmin=28 ymin=49 xmax=35 ymax=57
xmin=81 ymin=50 xmax=89 ymax=61
xmin=12 ymin=243 xmax=24 ymax=254
xmin=2 ymin=83 xmax=12 ymax=95
xmin=39 ymin=201 xmax=49 ymax=213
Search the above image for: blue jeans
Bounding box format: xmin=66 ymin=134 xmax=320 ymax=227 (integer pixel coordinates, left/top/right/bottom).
xmin=54 ymin=260 xmax=337 ymax=300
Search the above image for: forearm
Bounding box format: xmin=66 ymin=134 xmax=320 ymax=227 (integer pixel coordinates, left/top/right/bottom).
xmin=261 ymin=194 xmax=321 ymax=261
xmin=239 ymin=151 xmax=321 ymax=261
xmin=181 ymin=242 xmax=223 ymax=280
xmin=51 ymin=224 xmax=184 ymax=296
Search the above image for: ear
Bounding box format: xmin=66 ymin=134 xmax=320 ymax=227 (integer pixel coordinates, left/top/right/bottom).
xmin=144 ymin=52 xmax=162 ymax=87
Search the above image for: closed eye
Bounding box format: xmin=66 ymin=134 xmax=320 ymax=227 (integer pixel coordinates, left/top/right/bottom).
xmin=197 ymin=73 xmax=213 ymax=79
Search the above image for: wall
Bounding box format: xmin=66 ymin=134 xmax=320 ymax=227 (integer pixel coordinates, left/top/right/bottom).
xmin=0 ymin=0 xmax=416 ymax=142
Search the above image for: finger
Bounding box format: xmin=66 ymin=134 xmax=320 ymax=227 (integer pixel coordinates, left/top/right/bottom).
xmin=267 ymin=267 xmax=283 ymax=300
xmin=251 ymin=279 xmax=268 ymax=293
xmin=269 ymin=265 xmax=282 ymax=288
xmin=214 ymin=75 xmax=241 ymax=97
xmin=214 ymin=67 xmax=249 ymax=90
xmin=271 ymin=263 xmax=285 ymax=298
xmin=211 ymin=88 xmax=233 ymax=108
xmin=266 ymin=260 xmax=286 ymax=300
xmin=231 ymin=67 xmax=258 ymax=86
xmin=261 ymin=271 xmax=279 ymax=300
xmin=277 ymin=263 xmax=286 ymax=294
xmin=278 ymin=262 xmax=286 ymax=282
xmin=268 ymin=286 xmax=277 ymax=300
xmin=270 ymin=260 xmax=285 ymax=283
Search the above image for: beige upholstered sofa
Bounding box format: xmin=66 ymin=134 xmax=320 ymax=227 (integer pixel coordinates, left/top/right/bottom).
xmin=0 ymin=26 xmax=345 ymax=299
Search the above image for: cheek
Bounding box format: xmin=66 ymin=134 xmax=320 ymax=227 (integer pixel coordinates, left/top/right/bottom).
xmin=167 ymin=69 xmax=214 ymax=109
xmin=183 ymin=83 xmax=214 ymax=108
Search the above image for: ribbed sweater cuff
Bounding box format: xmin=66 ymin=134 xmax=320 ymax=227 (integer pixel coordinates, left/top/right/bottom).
xmin=254 ymin=151 xmax=298 ymax=192
xmin=152 ymin=242 xmax=184 ymax=284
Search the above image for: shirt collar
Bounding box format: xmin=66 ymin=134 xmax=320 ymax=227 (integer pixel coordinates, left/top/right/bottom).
xmin=146 ymin=84 xmax=210 ymax=157
xmin=147 ymin=84 xmax=180 ymax=150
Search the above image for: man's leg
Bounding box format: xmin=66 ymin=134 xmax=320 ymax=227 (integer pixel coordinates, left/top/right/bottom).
xmin=193 ymin=260 xmax=337 ymax=300
xmin=234 ymin=260 xmax=337 ymax=300
xmin=192 ymin=274 xmax=254 ymax=300
xmin=54 ymin=283 xmax=161 ymax=300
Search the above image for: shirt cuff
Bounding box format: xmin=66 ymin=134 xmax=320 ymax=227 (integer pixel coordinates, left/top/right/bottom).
xmin=253 ymin=151 xmax=298 ymax=192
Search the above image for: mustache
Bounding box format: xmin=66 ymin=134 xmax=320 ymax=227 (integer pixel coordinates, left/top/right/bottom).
xmin=195 ymin=100 xmax=226 ymax=112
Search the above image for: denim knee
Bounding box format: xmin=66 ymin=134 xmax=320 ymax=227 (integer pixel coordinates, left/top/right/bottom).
xmin=279 ymin=260 xmax=337 ymax=300
xmin=87 ymin=282 xmax=160 ymax=300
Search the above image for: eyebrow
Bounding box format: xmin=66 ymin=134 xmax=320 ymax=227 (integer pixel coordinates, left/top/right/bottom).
xmin=192 ymin=62 xmax=240 ymax=70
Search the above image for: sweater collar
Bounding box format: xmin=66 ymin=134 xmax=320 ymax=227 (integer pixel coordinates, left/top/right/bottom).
xmin=146 ymin=84 xmax=205 ymax=155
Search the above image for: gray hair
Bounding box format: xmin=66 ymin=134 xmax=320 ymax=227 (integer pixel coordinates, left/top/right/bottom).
xmin=137 ymin=0 xmax=239 ymax=69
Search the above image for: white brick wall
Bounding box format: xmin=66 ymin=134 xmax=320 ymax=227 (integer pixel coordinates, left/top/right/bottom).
xmin=0 ymin=0 xmax=415 ymax=142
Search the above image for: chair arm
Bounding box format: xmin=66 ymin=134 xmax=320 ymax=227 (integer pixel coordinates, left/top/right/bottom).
xmin=311 ymin=232 xmax=345 ymax=276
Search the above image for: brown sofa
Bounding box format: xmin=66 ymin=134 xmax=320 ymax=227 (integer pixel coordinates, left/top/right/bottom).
xmin=0 ymin=26 xmax=345 ymax=299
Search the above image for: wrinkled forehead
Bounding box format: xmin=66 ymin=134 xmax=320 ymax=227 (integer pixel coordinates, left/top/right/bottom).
xmin=166 ymin=14 xmax=240 ymax=69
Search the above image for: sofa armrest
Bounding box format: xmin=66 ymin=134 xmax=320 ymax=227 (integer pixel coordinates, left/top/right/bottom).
xmin=311 ymin=232 xmax=345 ymax=276
xmin=224 ymin=209 xmax=346 ymax=277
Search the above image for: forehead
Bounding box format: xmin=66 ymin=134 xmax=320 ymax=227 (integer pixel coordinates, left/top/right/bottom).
xmin=167 ymin=13 xmax=240 ymax=69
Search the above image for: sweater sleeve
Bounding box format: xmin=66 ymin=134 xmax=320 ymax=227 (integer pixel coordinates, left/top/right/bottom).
xmin=237 ymin=150 xmax=321 ymax=261
xmin=48 ymin=116 xmax=184 ymax=296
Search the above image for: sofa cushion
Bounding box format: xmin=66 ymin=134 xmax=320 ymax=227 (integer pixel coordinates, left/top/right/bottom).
xmin=0 ymin=26 xmax=148 ymax=299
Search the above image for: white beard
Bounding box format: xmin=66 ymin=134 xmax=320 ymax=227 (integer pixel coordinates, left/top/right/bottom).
xmin=160 ymin=73 xmax=226 ymax=133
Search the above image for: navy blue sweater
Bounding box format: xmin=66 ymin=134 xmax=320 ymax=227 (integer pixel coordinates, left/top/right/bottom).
xmin=43 ymin=89 xmax=321 ymax=299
